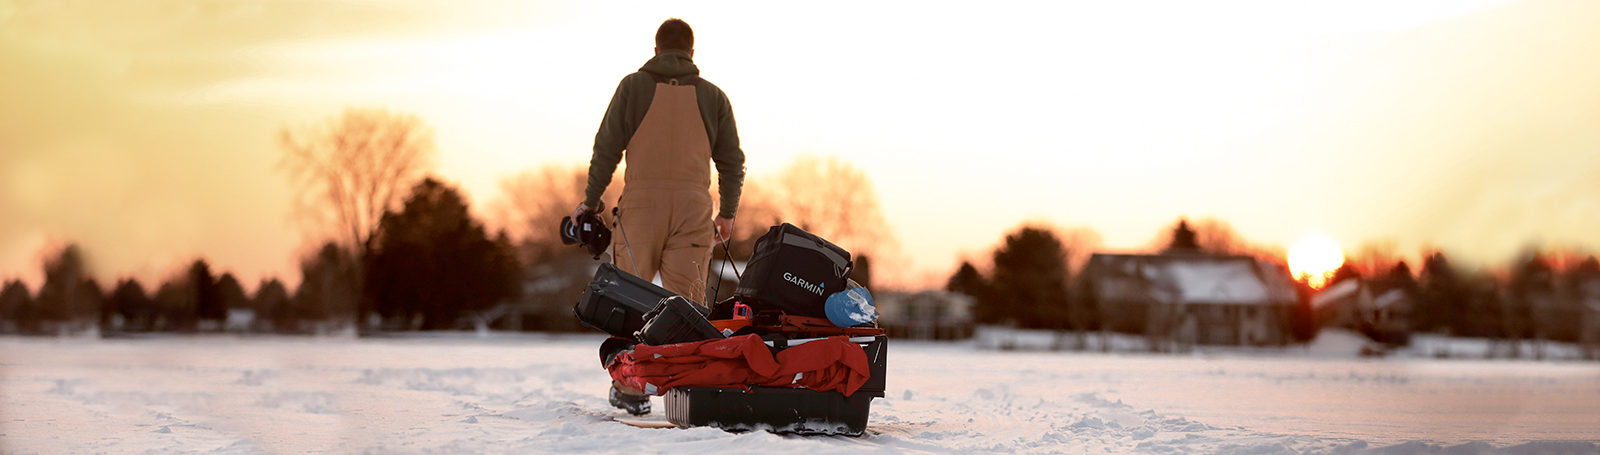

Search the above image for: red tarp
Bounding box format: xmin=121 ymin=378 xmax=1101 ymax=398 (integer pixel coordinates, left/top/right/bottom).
xmin=607 ymin=334 xmax=871 ymax=397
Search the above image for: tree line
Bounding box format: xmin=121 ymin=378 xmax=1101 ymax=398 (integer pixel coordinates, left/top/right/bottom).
xmin=1 ymin=108 xmax=897 ymax=335
xmin=0 ymin=176 xmax=522 ymax=335
xmin=1333 ymin=249 xmax=1600 ymax=348
xmin=944 ymin=217 xmax=1600 ymax=351
xmin=19 ymin=105 xmax=1581 ymax=343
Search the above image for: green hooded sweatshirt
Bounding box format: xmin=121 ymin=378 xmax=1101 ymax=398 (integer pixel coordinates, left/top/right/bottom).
xmin=584 ymin=50 xmax=745 ymax=219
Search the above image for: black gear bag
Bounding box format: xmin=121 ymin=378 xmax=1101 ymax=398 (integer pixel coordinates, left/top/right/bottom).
xmin=734 ymin=223 xmax=852 ymax=319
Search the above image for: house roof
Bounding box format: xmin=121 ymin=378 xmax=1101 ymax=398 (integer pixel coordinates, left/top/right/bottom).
xmin=1310 ymin=278 xmax=1362 ymax=310
xmin=1082 ymin=253 xmax=1295 ymax=306
xmin=1372 ymin=288 xmax=1410 ymax=310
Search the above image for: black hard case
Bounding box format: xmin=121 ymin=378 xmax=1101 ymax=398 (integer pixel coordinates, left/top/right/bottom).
xmin=734 ymin=224 xmax=853 ymax=319
xmin=573 ymin=263 xmax=676 ymax=339
xmin=635 ymin=296 xmax=724 ymax=346
xmin=664 ymin=335 xmax=887 ymax=436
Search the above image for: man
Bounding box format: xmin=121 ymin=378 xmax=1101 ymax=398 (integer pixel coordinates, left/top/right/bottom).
xmin=573 ymin=18 xmax=745 ymax=415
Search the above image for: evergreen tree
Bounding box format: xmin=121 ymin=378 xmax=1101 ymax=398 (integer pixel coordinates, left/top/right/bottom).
xmin=107 ymin=279 xmax=155 ymax=331
xmin=1574 ymin=256 xmax=1600 ymax=276
xmin=253 ymin=278 xmax=292 ymax=332
xmin=1506 ymin=254 xmax=1553 ymax=340
xmin=1329 ymin=261 xmax=1362 ymax=287
xmin=368 ymin=178 xmax=522 ymax=330
xmin=946 ymin=261 xmax=987 ymax=296
xmin=983 ymin=226 xmax=1071 ymax=329
xmin=191 ymin=260 xmax=226 ymax=324
xmin=850 ymin=255 xmax=872 ymax=289
xmin=294 ymin=242 xmax=358 ymax=323
xmin=1167 ymin=220 xmax=1200 ymax=252
xmin=216 ymin=273 xmax=250 ymax=312
xmin=153 ymin=277 xmax=197 ymax=331
xmin=1 ymin=280 xmax=33 ymax=332
xmin=1389 ymin=261 xmax=1414 ymax=281
xmin=1417 ymin=252 xmax=1468 ymax=334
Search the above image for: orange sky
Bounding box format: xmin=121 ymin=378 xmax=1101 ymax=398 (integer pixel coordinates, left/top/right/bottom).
xmin=4 ymin=0 xmax=1599 ymax=290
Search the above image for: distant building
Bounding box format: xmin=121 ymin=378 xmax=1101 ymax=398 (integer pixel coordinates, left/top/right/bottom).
xmin=1310 ymin=278 xmax=1363 ymax=329
xmin=1311 ymin=277 xmax=1415 ymax=345
xmin=1363 ymin=281 xmax=1415 ymax=345
xmin=475 ymin=255 xmax=603 ymax=332
xmin=875 ymin=291 xmax=975 ymax=340
xmin=1078 ymin=252 xmax=1298 ymax=346
xmin=224 ymin=308 xmax=258 ymax=333
xmin=1576 ymin=274 xmax=1600 ymax=360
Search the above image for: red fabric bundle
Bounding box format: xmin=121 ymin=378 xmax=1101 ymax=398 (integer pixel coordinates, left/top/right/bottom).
xmin=607 ymin=334 xmax=871 ymax=397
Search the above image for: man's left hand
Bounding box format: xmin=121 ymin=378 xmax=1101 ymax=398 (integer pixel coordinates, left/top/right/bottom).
xmin=714 ymin=216 xmax=735 ymax=243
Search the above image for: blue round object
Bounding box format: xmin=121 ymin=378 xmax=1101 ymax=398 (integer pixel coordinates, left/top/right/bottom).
xmin=824 ymin=287 xmax=877 ymax=327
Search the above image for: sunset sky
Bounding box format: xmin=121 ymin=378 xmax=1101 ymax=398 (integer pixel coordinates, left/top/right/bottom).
xmin=4 ymin=0 xmax=1599 ymax=290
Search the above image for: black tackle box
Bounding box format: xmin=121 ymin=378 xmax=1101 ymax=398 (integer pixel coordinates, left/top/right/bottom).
xmin=574 ymin=263 xmax=677 ymax=339
xmin=664 ymin=334 xmax=887 ymax=436
xmin=734 ymin=223 xmax=853 ymax=319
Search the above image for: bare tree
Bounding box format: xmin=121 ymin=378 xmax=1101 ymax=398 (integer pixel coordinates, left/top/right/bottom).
xmin=1051 ymin=225 xmax=1104 ymax=277
xmin=758 ymin=155 xmax=897 ymax=265
xmin=278 ymin=108 xmax=437 ymax=259
xmin=489 ymin=163 xmax=594 ymax=249
xmin=725 ymin=181 xmax=784 ymax=244
xmin=1347 ymin=240 xmax=1402 ymax=278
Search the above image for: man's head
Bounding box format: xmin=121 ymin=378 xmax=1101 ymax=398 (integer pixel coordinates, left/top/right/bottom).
xmin=655 ymin=18 xmax=693 ymax=55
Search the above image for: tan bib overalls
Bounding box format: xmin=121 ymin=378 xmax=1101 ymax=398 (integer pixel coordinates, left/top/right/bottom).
xmin=614 ymin=78 xmax=715 ymax=305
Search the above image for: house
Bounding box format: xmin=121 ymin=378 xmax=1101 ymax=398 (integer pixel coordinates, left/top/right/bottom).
xmin=1310 ymin=277 xmax=1415 ymax=345
xmin=1310 ymin=278 xmax=1363 ymax=329
xmin=875 ymin=291 xmax=975 ymax=340
xmin=1576 ymin=273 xmax=1600 ymax=360
xmin=1078 ymin=252 xmax=1298 ymax=347
xmin=224 ymin=308 xmax=258 ymax=333
xmin=1362 ymin=280 xmax=1414 ymax=345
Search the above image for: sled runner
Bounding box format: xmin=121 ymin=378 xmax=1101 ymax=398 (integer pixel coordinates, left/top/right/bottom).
xmin=612 ymin=414 xmax=678 ymax=429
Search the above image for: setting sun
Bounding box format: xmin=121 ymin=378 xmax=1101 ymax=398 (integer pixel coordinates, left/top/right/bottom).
xmin=1288 ymin=234 xmax=1344 ymax=288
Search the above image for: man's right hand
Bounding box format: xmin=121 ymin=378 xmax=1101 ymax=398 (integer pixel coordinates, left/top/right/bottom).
xmin=571 ymin=203 xmax=592 ymax=223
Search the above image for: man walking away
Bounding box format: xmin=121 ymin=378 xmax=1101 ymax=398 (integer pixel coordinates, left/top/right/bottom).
xmin=573 ymin=18 xmax=745 ymax=415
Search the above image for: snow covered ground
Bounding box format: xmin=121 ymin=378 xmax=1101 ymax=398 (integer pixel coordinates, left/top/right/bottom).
xmin=2 ymin=331 xmax=1597 ymax=454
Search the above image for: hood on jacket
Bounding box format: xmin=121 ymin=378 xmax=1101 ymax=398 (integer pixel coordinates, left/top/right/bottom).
xmin=640 ymin=49 xmax=699 ymax=78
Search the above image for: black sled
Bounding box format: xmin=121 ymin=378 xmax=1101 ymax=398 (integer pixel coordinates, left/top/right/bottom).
xmin=663 ymin=334 xmax=887 ymax=436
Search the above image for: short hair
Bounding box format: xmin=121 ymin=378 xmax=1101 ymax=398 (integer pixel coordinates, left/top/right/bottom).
xmin=655 ymin=18 xmax=693 ymax=51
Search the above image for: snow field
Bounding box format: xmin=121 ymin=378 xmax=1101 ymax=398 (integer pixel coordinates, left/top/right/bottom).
xmin=2 ymin=333 xmax=1597 ymax=454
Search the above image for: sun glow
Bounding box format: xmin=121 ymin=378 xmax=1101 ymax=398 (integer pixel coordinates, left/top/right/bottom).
xmin=1288 ymin=235 xmax=1344 ymax=289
